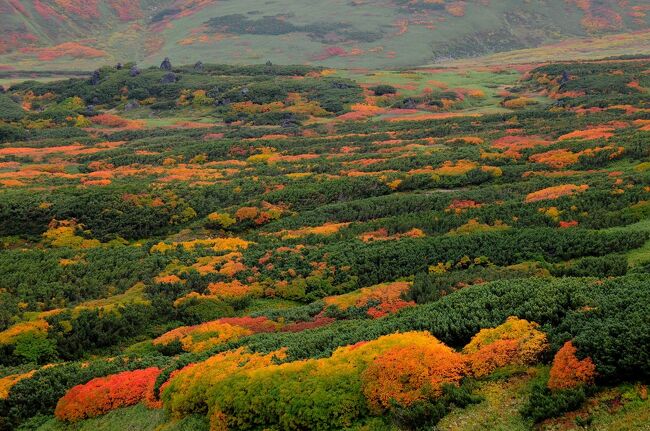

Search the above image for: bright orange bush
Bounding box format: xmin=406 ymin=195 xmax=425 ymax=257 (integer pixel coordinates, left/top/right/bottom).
xmin=529 ymin=149 xmax=580 ymax=168
xmin=362 ymin=339 xmax=466 ymax=411
xmin=548 ymin=341 xmax=596 ymax=390
xmin=54 ymin=368 xmax=161 ymax=421
xmin=558 ymin=127 xmax=614 ymax=141
xmin=207 ymin=280 xmax=255 ymax=299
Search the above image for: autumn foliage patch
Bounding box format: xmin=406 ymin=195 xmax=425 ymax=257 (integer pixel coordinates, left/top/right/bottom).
xmin=54 ymin=368 xmax=161 ymax=422
xmin=362 ymin=340 xmax=466 ymax=410
xmin=463 ymin=317 xmax=548 ymax=377
xmin=525 ymin=184 xmax=589 ymax=202
xmin=548 ymin=341 xmax=597 ymax=390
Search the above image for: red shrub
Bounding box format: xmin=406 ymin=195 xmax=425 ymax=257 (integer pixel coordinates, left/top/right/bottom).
xmin=55 ymin=368 xmax=161 ymax=421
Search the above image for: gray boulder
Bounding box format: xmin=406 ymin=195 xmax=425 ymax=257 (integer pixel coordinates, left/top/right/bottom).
xmin=160 ymin=57 xmax=172 ymax=71
xmin=160 ymin=72 xmax=178 ymax=84
xmin=89 ymin=70 xmax=101 ymax=85
xmin=125 ymin=100 xmax=140 ymax=111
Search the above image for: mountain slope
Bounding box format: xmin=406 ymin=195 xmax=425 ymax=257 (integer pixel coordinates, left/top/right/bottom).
xmin=0 ymin=0 xmax=649 ymax=70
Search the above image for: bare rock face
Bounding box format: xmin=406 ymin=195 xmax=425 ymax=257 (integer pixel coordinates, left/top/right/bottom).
xmin=130 ymin=66 xmax=141 ymax=77
xmin=125 ymin=100 xmax=140 ymax=111
xmin=160 ymin=57 xmax=172 ymax=71
xmin=89 ymin=70 xmax=101 ymax=86
xmin=194 ymin=61 xmax=204 ymax=72
xmin=160 ymin=72 xmax=178 ymax=84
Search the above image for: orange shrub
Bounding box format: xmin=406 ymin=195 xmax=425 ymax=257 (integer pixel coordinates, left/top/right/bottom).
xmin=153 ymin=321 xmax=252 ymax=353
xmin=525 ymin=184 xmax=589 ymax=202
xmin=235 ymin=206 xmax=259 ymax=221
xmin=463 ymin=317 xmax=548 ymax=377
xmin=433 ymin=160 xmax=477 ymax=176
xmin=558 ymin=127 xmax=614 ymax=141
xmin=529 ymin=149 xmax=580 ymax=168
xmin=207 ymin=280 xmax=255 ymax=299
xmin=90 ymin=113 xmax=144 ymax=129
xmin=548 ymin=341 xmax=596 ymax=390
xmin=54 ymin=368 xmax=161 ymax=421
xmin=90 ymin=113 xmax=128 ymax=127
xmin=324 ymin=281 xmax=415 ymax=318
xmin=362 ymin=339 xmax=466 ymax=411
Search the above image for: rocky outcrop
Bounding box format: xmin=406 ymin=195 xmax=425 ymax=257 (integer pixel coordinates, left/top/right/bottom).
xmin=160 ymin=72 xmax=178 ymax=84
xmin=89 ymin=70 xmax=101 ymax=85
xmin=160 ymin=57 xmax=172 ymax=71
xmin=125 ymin=100 xmax=140 ymax=111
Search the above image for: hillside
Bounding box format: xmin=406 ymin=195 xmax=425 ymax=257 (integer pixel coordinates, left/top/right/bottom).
xmin=0 ymin=55 xmax=649 ymax=430
xmin=1 ymin=0 xmax=650 ymax=70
